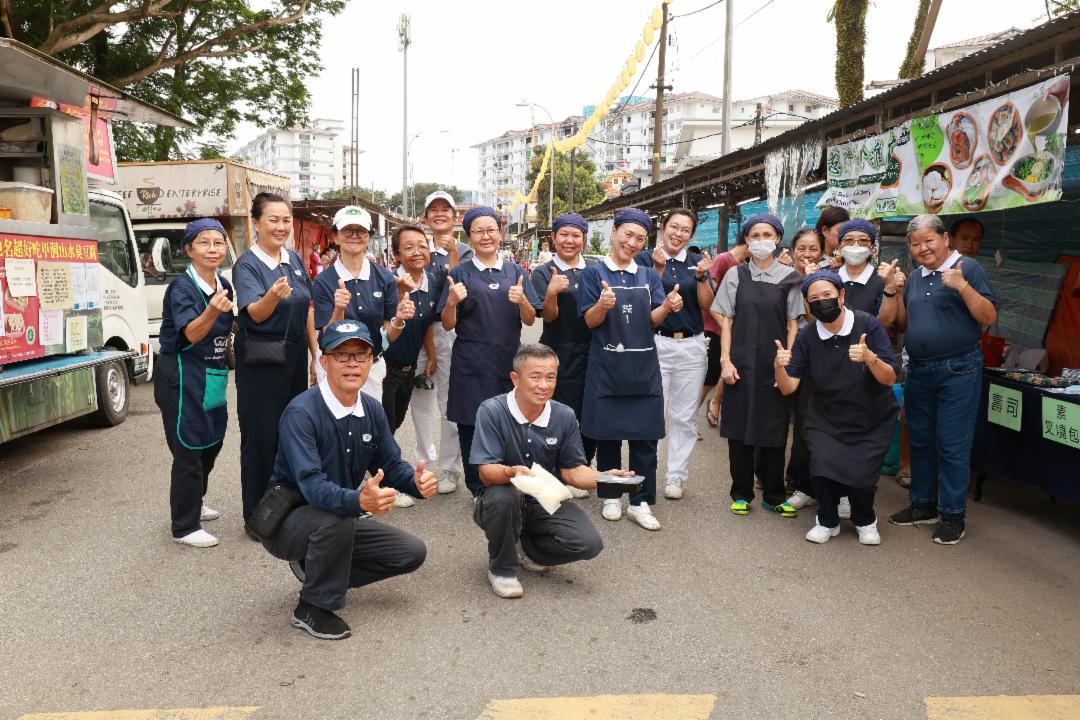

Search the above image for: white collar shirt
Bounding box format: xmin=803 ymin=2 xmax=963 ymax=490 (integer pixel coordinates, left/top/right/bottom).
xmin=334 ymin=256 xmax=371 ymax=282
xmin=472 ymin=255 xmax=504 ymax=272
xmin=395 ymin=265 xmax=429 ymax=293
xmin=251 ymin=244 xmax=290 ymax=270
xmin=552 ymin=255 xmax=587 ymax=271
xmin=920 ymin=250 xmax=962 ymax=277
xmin=816 ymin=307 xmax=856 ymax=340
xmin=603 ymin=257 xmax=639 ymax=274
xmin=318 ymin=380 xmax=365 ymax=419
xmin=506 ymin=391 xmax=551 ymax=428
xmin=839 ymin=263 xmax=874 ymax=284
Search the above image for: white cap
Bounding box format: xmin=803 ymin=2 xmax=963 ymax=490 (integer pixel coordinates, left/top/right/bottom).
xmin=423 ymin=190 xmax=456 ymax=212
xmin=333 ymin=205 xmax=372 ymax=231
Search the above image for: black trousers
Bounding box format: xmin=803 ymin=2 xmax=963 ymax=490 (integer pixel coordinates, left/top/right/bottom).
xmin=236 ymin=337 xmax=309 ymax=521
xmin=812 ymin=476 xmax=876 ymax=528
xmin=262 ymin=504 xmax=426 ymax=611
xmin=786 ymin=411 xmax=813 ymax=497
xmin=381 ymin=361 xmax=416 ymax=434
xmin=728 ymin=438 xmax=787 ymax=506
xmin=594 ymin=439 xmax=658 ymax=506
xmin=457 ymin=423 xmax=482 ymax=495
xmin=154 ymin=359 xmax=222 ymax=538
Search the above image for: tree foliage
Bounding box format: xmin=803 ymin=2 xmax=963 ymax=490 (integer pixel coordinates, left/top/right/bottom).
xmin=0 ymin=0 xmax=345 ymax=161
xmin=828 ymin=0 xmax=869 ymax=108
xmin=525 ymin=146 xmax=605 ymax=228
xmin=323 ymin=186 xmax=391 ymax=207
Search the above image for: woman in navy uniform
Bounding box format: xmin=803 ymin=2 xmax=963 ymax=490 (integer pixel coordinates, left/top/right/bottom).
xmin=438 ymin=206 xmax=542 ymax=497
xmin=578 ymin=208 xmax=684 ymax=531
xmin=774 ymin=270 xmax=899 ymax=545
xmin=530 ymin=213 xmax=597 ymax=481
xmin=709 ymin=213 xmax=804 ymax=519
xmin=155 ymin=218 xmax=235 ymax=547
xmin=233 ymin=192 xmax=319 ymax=529
xmin=637 ymin=208 xmax=715 ymax=501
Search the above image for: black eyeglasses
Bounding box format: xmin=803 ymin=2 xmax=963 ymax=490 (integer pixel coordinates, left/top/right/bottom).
xmin=326 ymin=351 xmax=373 ymax=364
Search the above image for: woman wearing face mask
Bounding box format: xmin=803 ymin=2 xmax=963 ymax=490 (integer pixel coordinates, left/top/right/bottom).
xmin=637 ymin=208 xmax=714 ymax=501
xmin=774 ymin=270 xmax=898 ymax=545
xmin=835 ymin=220 xmax=887 ymax=317
xmin=709 ymin=213 xmax=804 ymax=518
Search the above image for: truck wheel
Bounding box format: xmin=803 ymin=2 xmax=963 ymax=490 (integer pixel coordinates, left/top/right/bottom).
xmin=90 ymin=359 xmax=129 ymax=427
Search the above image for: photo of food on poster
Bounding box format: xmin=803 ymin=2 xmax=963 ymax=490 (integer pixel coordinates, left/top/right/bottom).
xmin=819 ymin=75 xmax=1069 ymax=218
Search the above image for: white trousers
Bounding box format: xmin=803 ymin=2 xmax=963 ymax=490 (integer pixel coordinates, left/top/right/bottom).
xmin=656 ymin=333 xmax=709 ymax=483
xmin=315 ymin=349 xmax=385 ymax=400
xmin=410 ymin=323 xmax=462 ymax=473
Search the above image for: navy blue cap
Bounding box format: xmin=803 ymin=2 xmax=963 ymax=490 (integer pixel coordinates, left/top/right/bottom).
xmin=740 ymin=213 xmax=784 ymax=240
xmin=553 ymin=212 xmax=588 ymax=235
xmin=613 ymin=208 xmax=652 ymax=233
xmin=183 ymin=218 xmax=227 ymax=248
xmin=463 ymin=206 xmax=500 ymax=233
xmin=319 ymin=320 xmax=374 ymax=351
xmin=801 ymin=269 xmax=844 ymax=297
xmin=837 ymin=219 xmax=878 ymax=243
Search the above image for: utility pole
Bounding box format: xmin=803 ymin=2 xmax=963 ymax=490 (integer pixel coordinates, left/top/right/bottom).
xmin=350 ymin=67 xmax=359 ymax=189
xmin=398 ymin=13 xmax=411 ymax=217
xmin=721 ymin=0 xmax=734 ymax=155
xmin=568 ymin=146 xmax=576 ymax=212
xmin=754 ymin=102 xmax=764 ymax=145
xmin=650 ymin=2 xmax=670 ymax=185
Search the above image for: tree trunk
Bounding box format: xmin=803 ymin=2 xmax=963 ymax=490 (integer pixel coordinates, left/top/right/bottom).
xmin=833 ymin=0 xmax=869 ymax=108
xmin=899 ymin=0 xmax=943 ymax=79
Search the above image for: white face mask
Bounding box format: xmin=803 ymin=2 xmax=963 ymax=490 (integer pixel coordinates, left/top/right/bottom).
xmin=748 ymin=240 xmax=776 ymax=260
xmin=841 ymin=246 xmax=872 ymax=266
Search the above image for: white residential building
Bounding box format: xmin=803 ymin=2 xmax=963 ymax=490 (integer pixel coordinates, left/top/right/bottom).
xmin=235 ymin=118 xmax=344 ymax=200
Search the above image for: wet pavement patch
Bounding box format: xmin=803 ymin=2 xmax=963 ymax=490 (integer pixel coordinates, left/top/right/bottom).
xmin=627 ymin=608 xmax=657 ymax=624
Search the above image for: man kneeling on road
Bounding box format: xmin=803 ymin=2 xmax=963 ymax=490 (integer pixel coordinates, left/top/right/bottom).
xmin=471 ymin=343 xmax=632 ymax=598
xmin=260 ymin=320 xmax=437 ymax=639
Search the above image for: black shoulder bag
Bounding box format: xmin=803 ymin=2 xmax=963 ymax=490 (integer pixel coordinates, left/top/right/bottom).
xmin=242 ymin=260 xmax=294 ymax=366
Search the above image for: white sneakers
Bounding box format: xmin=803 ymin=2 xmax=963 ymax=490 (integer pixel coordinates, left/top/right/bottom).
xmin=517 ymin=543 xmax=551 ymax=574
xmin=805 ymin=523 xmax=840 ymax=544
xmin=838 ymin=496 xmax=851 ymax=519
xmin=487 ymin=571 xmax=523 ymax=598
xmin=437 ymin=471 xmax=459 ymax=495
xmin=601 ymin=498 xmax=623 ymax=521
xmin=626 ymin=502 xmax=661 ymax=531
xmin=199 ymin=505 xmax=220 ymax=521
xmin=174 ymin=529 xmax=219 ymax=548
xmin=394 ymin=491 xmax=416 ymax=508
xmin=786 ymin=491 xmax=816 ymax=510
xmin=663 ymin=478 xmax=684 ymax=500
xmin=567 ymin=484 xmax=590 ymax=499
xmin=856 ymin=521 xmax=881 ymax=545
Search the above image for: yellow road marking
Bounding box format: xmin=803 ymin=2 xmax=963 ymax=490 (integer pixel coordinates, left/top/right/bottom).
xmin=478 ymin=694 xmax=717 ymax=720
xmin=926 ymin=695 xmax=1080 ymax=720
xmin=19 ymin=708 xmax=260 ymax=720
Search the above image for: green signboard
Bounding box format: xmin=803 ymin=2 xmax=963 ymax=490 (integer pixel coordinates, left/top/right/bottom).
xmin=1041 ymin=396 xmax=1080 ymax=450
xmin=987 ymin=383 xmax=1022 ymax=431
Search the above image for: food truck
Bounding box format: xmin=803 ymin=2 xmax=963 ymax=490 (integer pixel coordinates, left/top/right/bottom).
xmin=0 ymin=39 xmax=194 ymax=443
xmin=112 ymin=159 xmax=290 ymax=352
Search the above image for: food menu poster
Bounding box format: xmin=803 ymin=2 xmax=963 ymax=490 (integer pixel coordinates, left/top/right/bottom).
xmin=818 ymin=75 xmax=1070 ymax=218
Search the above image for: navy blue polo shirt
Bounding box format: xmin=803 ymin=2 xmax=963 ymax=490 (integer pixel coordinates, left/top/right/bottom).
xmin=435 ymin=258 xmax=543 ymax=343
xmin=313 ymin=258 xmax=399 ymax=356
xmin=839 ymin=263 xmax=885 ymax=316
xmin=577 ymin=261 xmax=665 ymax=315
xmin=383 ymin=269 xmax=441 ymax=367
xmin=158 ymin=273 xmax=235 ymax=355
xmin=470 ymin=392 xmax=588 ymax=495
xmin=635 ymin=248 xmax=705 ymax=335
xmin=531 ymin=257 xmax=595 ymax=346
xmin=234 ymin=247 xmax=312 ymax=341
xmin=427 ymin=240 xmax=473 ymax=275
xmin=270 ymin=384 xmax=420 ymax=517
xmin=903 ymin=252 xmax=996 ymax=360
xmin=786 ymin=309 xmax=896 ymax=379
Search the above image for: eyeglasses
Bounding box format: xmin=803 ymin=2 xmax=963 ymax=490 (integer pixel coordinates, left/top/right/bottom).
xmin=666 ymin=224 xmax=693 ymax=236
xmin=470 ymin=228 xmax=501 ymax=238
xmin=339 ymin=228 xmax=369 ymax=239
xmin=840 ymin=238 xmax=874 ymax=247
xmin=326 ymin=351 xmax=373 ymax=364
xmin=192 ymin=240 xmax=228 ymax=249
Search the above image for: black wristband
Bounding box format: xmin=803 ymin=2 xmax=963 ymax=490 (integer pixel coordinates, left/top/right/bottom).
xmin=883 ymin=290 xmax=896 ymax=297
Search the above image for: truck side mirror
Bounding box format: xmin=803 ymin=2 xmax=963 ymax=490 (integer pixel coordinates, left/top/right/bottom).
xmin=149 ymin=236 xmax=170 ymax=280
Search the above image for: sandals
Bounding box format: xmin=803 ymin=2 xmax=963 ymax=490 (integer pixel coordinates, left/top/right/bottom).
xmin=706 ymin=408 xmax=719 ymax=427
xmin=896 ymin=471 xmax=912 ymax=488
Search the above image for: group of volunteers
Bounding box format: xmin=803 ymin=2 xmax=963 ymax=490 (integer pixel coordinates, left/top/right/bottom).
xmin=154 ymin=188 xmax=996 ymax=640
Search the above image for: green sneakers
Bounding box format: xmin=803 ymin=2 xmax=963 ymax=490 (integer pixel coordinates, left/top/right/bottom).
xmin=729 ymin=499 xmax=750 ymax=515
xmin=762 ymin=501 xmax=798 ymax=518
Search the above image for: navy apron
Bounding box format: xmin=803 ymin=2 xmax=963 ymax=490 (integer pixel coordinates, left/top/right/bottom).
xmin=539 ymin=261 xmax=590 ymax=416
xmin=447 ymin=263 xmax=520 ymax=426
xmin=174 ymin=267 xmax=233 ymax=450
xmin=803 ymin=311 xmax=898 ymax=488
xmin=581 ymin=269 xmax=664 ymax=441
xmin=843 ymin=270 xmax=885 ymax=315
xmin=719 ymin=264 xmax=799 ymax=448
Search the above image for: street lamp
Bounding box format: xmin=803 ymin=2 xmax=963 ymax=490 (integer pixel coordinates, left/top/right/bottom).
xmin=517 ymin=101 xmax=555 ymax=230
xmin=406 ymin=129 xmax=449 ymax=217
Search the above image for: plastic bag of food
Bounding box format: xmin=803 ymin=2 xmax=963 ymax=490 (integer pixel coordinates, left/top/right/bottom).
xmin=510 ymin=463 xmax=572 ymax=515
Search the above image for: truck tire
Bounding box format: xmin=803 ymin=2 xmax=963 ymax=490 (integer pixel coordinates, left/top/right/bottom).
xmin=90 ymin=359 xmax=129 ymax=427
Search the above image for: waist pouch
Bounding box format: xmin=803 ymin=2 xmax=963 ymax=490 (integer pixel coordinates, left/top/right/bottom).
xmin=243 ymin=338 xmax=287 ymax=366
xmin=246 ymin=483 xmax=304 ymax=539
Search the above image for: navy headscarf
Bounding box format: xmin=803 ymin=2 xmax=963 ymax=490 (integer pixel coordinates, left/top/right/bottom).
xmin=800 ymin=269 xmax=844 ymax=297
xmin=553 ymin=213 xmax=588 ymax=235
xmin=837 ymin=219 xmax=878 ymax=243
xmin=613 ymin=208 xmax=652 ymax=234
xmin=462 ymin=206 xmax=500 ymax=234
xmin=740 ymin=213 xmax=784 ymax=240
xmin=182 ymin=218 xmax=227 ymax=248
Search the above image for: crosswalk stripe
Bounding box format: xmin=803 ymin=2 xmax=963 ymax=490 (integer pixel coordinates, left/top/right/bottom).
xmin=19 ymin=707 xmax=260 ymax=720
xmin=478 ymin=694 xmax=717 ymax=719
xmin=926 ymin=695 xmax=1080 ymax=719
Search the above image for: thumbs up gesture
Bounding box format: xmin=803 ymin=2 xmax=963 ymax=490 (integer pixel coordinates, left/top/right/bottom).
xmin=396 ymin=293 xmax=416 ymax=321
xmin=359 ymin=469 xmax=397 ymax=515
xmin=598 ymin=280 xmax=616 ymax=310
xmin=208 ymin=286 xmax=233 ymax=313
xmin=446 ymin=276 xmax=468 ymax=307
xmin=413 ymin=460 xmax=437 ymax=498
xmin=508 ymin=274 xmax=526 ymax=305
xmin=848 ymin=333 xmax=877 ymax=365
xmin=877 ymin=259 xmax=900 ymax=292
xmin=664 ymin=283 xmax=683 ymax=312
xmin=547 ymin=265 xmax=570 ymax=297
xmin=942 ymin=259 xmax=967 ymax=291
xmin=333 ymin=278 xmax=351 ymax=310
xmin=774 ymin=338 xmax=792 ymax=368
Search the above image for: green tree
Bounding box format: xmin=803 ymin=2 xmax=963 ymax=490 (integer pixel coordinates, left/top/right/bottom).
xmin=588 ymin=231 xmax=606 ymax=255
xmin=898 ymin=0 xmax=942 ymax=79
xmin=828 ymin=0 xmax=869 ymax=108
xmin=525 ymin=145 xmax=605 ymax=228
xmin=0 ymin=0 xmax=345 ymax=160
xmin=323 ymin=186 xmax=390 ymax=206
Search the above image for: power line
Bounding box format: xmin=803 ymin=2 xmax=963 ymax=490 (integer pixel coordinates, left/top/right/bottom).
xmin=670 ymin=0 xmax=725 ymax=20
xmin=670 ymin=0 xmax=780 ymax=73
xmin=735 ymin=0 xmax=778 ymax=27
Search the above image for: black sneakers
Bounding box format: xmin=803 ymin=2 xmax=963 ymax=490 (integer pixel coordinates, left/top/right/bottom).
xmin=291 ymin=599 xmax=351 ymax=640
xmin=888 ymin=504 xmax=940 ymax=526
xmin=932 ymin=518 xmax=966 ymax=545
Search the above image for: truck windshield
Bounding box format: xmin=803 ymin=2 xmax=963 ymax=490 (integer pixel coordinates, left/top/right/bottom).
xmin=135 ymin=229 xmax=235 ymax=285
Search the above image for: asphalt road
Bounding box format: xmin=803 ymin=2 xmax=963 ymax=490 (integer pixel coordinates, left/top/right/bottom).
xmin=2 ymin=350 xmax=1080 ymax=719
